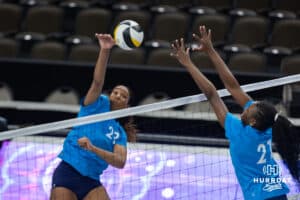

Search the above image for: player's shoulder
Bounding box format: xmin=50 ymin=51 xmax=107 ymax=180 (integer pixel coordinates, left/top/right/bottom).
xmin=225 ymin=112 xmax=243 ymax=128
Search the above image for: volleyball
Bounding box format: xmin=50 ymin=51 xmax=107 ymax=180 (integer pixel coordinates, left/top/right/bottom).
xmin=113 ymin=20 xmax=144 ymax=50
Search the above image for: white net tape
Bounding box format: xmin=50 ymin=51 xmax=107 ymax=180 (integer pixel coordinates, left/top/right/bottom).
xmin=0 ymin=74 xmax=299 ymax=141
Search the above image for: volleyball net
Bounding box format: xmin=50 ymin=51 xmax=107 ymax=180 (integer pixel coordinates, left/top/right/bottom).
xmin=0 ymin=75 xmax=300 ymax=200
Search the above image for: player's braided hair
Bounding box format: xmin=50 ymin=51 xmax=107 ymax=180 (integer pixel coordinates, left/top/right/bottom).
xmin=118 ymin=116 xmax=137 ymax=142
xmin=115 ymin=86 xmax=137 ymax=143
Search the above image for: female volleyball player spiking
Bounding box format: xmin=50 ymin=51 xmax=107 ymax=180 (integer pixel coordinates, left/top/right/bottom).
xmin=171 ymin=26 xmax=299 ymax=200
xmin=50 ymin=33 xmax=137 ymax=200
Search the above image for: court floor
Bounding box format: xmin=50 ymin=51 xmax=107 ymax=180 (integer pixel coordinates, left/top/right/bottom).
xmin=0 ymin=136 xmax=299 ymax=200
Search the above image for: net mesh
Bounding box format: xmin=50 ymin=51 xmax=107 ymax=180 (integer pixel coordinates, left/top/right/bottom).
xmin=0 ymin=76 xmax=300 ymax=200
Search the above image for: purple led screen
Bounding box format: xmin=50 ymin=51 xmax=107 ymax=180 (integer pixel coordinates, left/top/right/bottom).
xmin=0 ymin=139 xmax=299 ymax=200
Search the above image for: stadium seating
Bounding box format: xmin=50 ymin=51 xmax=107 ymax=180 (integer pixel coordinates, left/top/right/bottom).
xmin=68 ymin=43 xmax=99 ymax=63
xmin=280 ymin=55 xmax=300 ymax=117
xmin=0 ymin=0 xmax=298 ymax=75
xmin=110 ymin=47 xmax=146 ymax=65
xmin=30 ymin=41 xmax=67 ymax=60
xmin=0 ymin=3 xmax=22 ymax=37
xmin=44 ymin=86 xmax=80 ymax=105
xmin=0 ymin=38 xmax=19 ymax=58
xmin=228 ymin=52 xmax=267 ymax=73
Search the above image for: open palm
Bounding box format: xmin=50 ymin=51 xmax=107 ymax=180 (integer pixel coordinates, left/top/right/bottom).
xmin=96 ymin=33 xmax=115 ymax=49
xmin=170 ymin=38 xmax=192 ymax=67
xmin=192 ymin=26 xmax=213 ymax=52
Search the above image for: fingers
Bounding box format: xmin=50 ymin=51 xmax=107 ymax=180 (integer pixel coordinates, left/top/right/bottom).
xmin=172 ymin=38 xmax=186 ymax=50
xmin=95 ymin=33 xmax=103 ymax=38
xmin=78 ymin=140 xmax=86 ymax=146
xmin=95 ymin=33 xmax=113 ymax=39
xmin=170 ymin=40 xmax=180 ymax=55
xmin=193 ymin=25 xmax=210 ymax=48
xmin=192 ymin=33 xmax=201 ymax=42
xmin=77 ymin=137 xmax=94 ymax=151
xmin=198 ymin=25 xmax=209 ymax=38
xmin=180 ymin=38 xmax=185 ymax=50
xmin=78 ymin=137 xmax=88 ymax=145
xmin=170 ymin=52 xmax=177 ymax=57
xmin=170 ymin=43 xmax=178 ymax=57
xmin=200 ymin=25 xmax=207 ymax=37
xmin=170 ymin=37 xmax=193 ymax=58
xmin=171 ymin=42 xmax=177 ymax=50
xmin=199 ymin=25 xmax=203 ymax=37
xmin=185 ymin=47 xmax=190 ymax=55
xmin=208 ymin=29 xmax=211 ymax=40
xmin=78 ymin=142 xmax=85 ymax=148
xmin=173 ymin=39 xmax=180 ymax=49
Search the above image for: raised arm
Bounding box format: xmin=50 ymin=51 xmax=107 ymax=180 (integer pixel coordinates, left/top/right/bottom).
xmin=83 ymin=34 xmax=115 ymax=106
xmin=193 ymin=26 xmax=252 ymax=107
xmin=171 ymin=38 xmax=228 ymax=127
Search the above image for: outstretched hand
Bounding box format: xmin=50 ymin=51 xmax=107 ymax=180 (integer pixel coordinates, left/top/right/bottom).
xmin=192 ymin=26 xmax=214 ymax=53
xmin=95 ymin=33 xmax=115 ymax=50
xmin=170 ymin=38 xmax=192 ymax=67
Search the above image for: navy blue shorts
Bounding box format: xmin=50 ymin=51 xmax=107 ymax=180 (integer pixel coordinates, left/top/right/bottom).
xmin=266 ymin=195 xmax=288 ymax=200
xmin=52 ymin=161 xmax=102 ymax=200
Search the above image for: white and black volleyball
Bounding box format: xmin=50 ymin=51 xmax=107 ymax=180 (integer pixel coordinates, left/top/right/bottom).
xmin=113 ymin=20 xmax=144 ymax=50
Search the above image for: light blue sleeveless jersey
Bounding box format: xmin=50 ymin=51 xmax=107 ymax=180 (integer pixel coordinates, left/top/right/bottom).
xmin=225 ymin=101 xmax=289 ymax=200
xmin=59 ymin=95 xmax=127 ymax=181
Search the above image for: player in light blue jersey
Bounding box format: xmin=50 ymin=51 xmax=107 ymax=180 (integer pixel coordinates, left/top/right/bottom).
xmin=171 ymin=26 xmax=299 ymax=200
xmin=50 ymin=34 xmax=137 ymax=200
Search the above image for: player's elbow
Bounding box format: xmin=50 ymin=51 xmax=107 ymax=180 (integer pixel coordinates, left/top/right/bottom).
xmin=204 ymin=85 xmax=218 ymax=101
xmin=114 ymin=160 xmax=126 ymax=169
xmin=205 ymin=91 xmax=214 ymax=101
xmin=112 ymin=155 xmax=126 ymax=169
xmin=92 ymin=79 xmax=103 ymax=89
xmin=119 ymin=162 xmax=126 ymax=169
xmin=206 ymin=91 xmax=221 ymax=107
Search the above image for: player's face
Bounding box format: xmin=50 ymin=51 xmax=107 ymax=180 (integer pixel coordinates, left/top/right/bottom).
xmin=241 ymin=104 xmax=257 ymax=126
xmin=109 ymin=85 xmax=130 ymax=110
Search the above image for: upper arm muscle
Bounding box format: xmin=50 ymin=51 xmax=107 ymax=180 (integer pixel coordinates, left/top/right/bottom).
xmin=229 ymin=87 xmax=252 ymax=108
xmin=209 ymin=94 xmax=228 ymax=128
xmin=83 ymin=81 xmax=103 ymax=106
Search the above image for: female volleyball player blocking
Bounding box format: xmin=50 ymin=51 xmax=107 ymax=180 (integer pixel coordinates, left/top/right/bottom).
xmin=171 ymin=26 xmax=299 ymax=200
xmin=50 ymin=34 xmax=137 ymax=200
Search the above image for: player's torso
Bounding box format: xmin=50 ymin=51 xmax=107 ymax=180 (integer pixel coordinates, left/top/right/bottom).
xmin=230 ymin=127 xmax=289 ymax=199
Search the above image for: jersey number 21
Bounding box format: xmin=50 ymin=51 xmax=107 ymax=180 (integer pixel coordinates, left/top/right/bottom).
xmin=257 ymin=139 xmax=272 ymax=164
